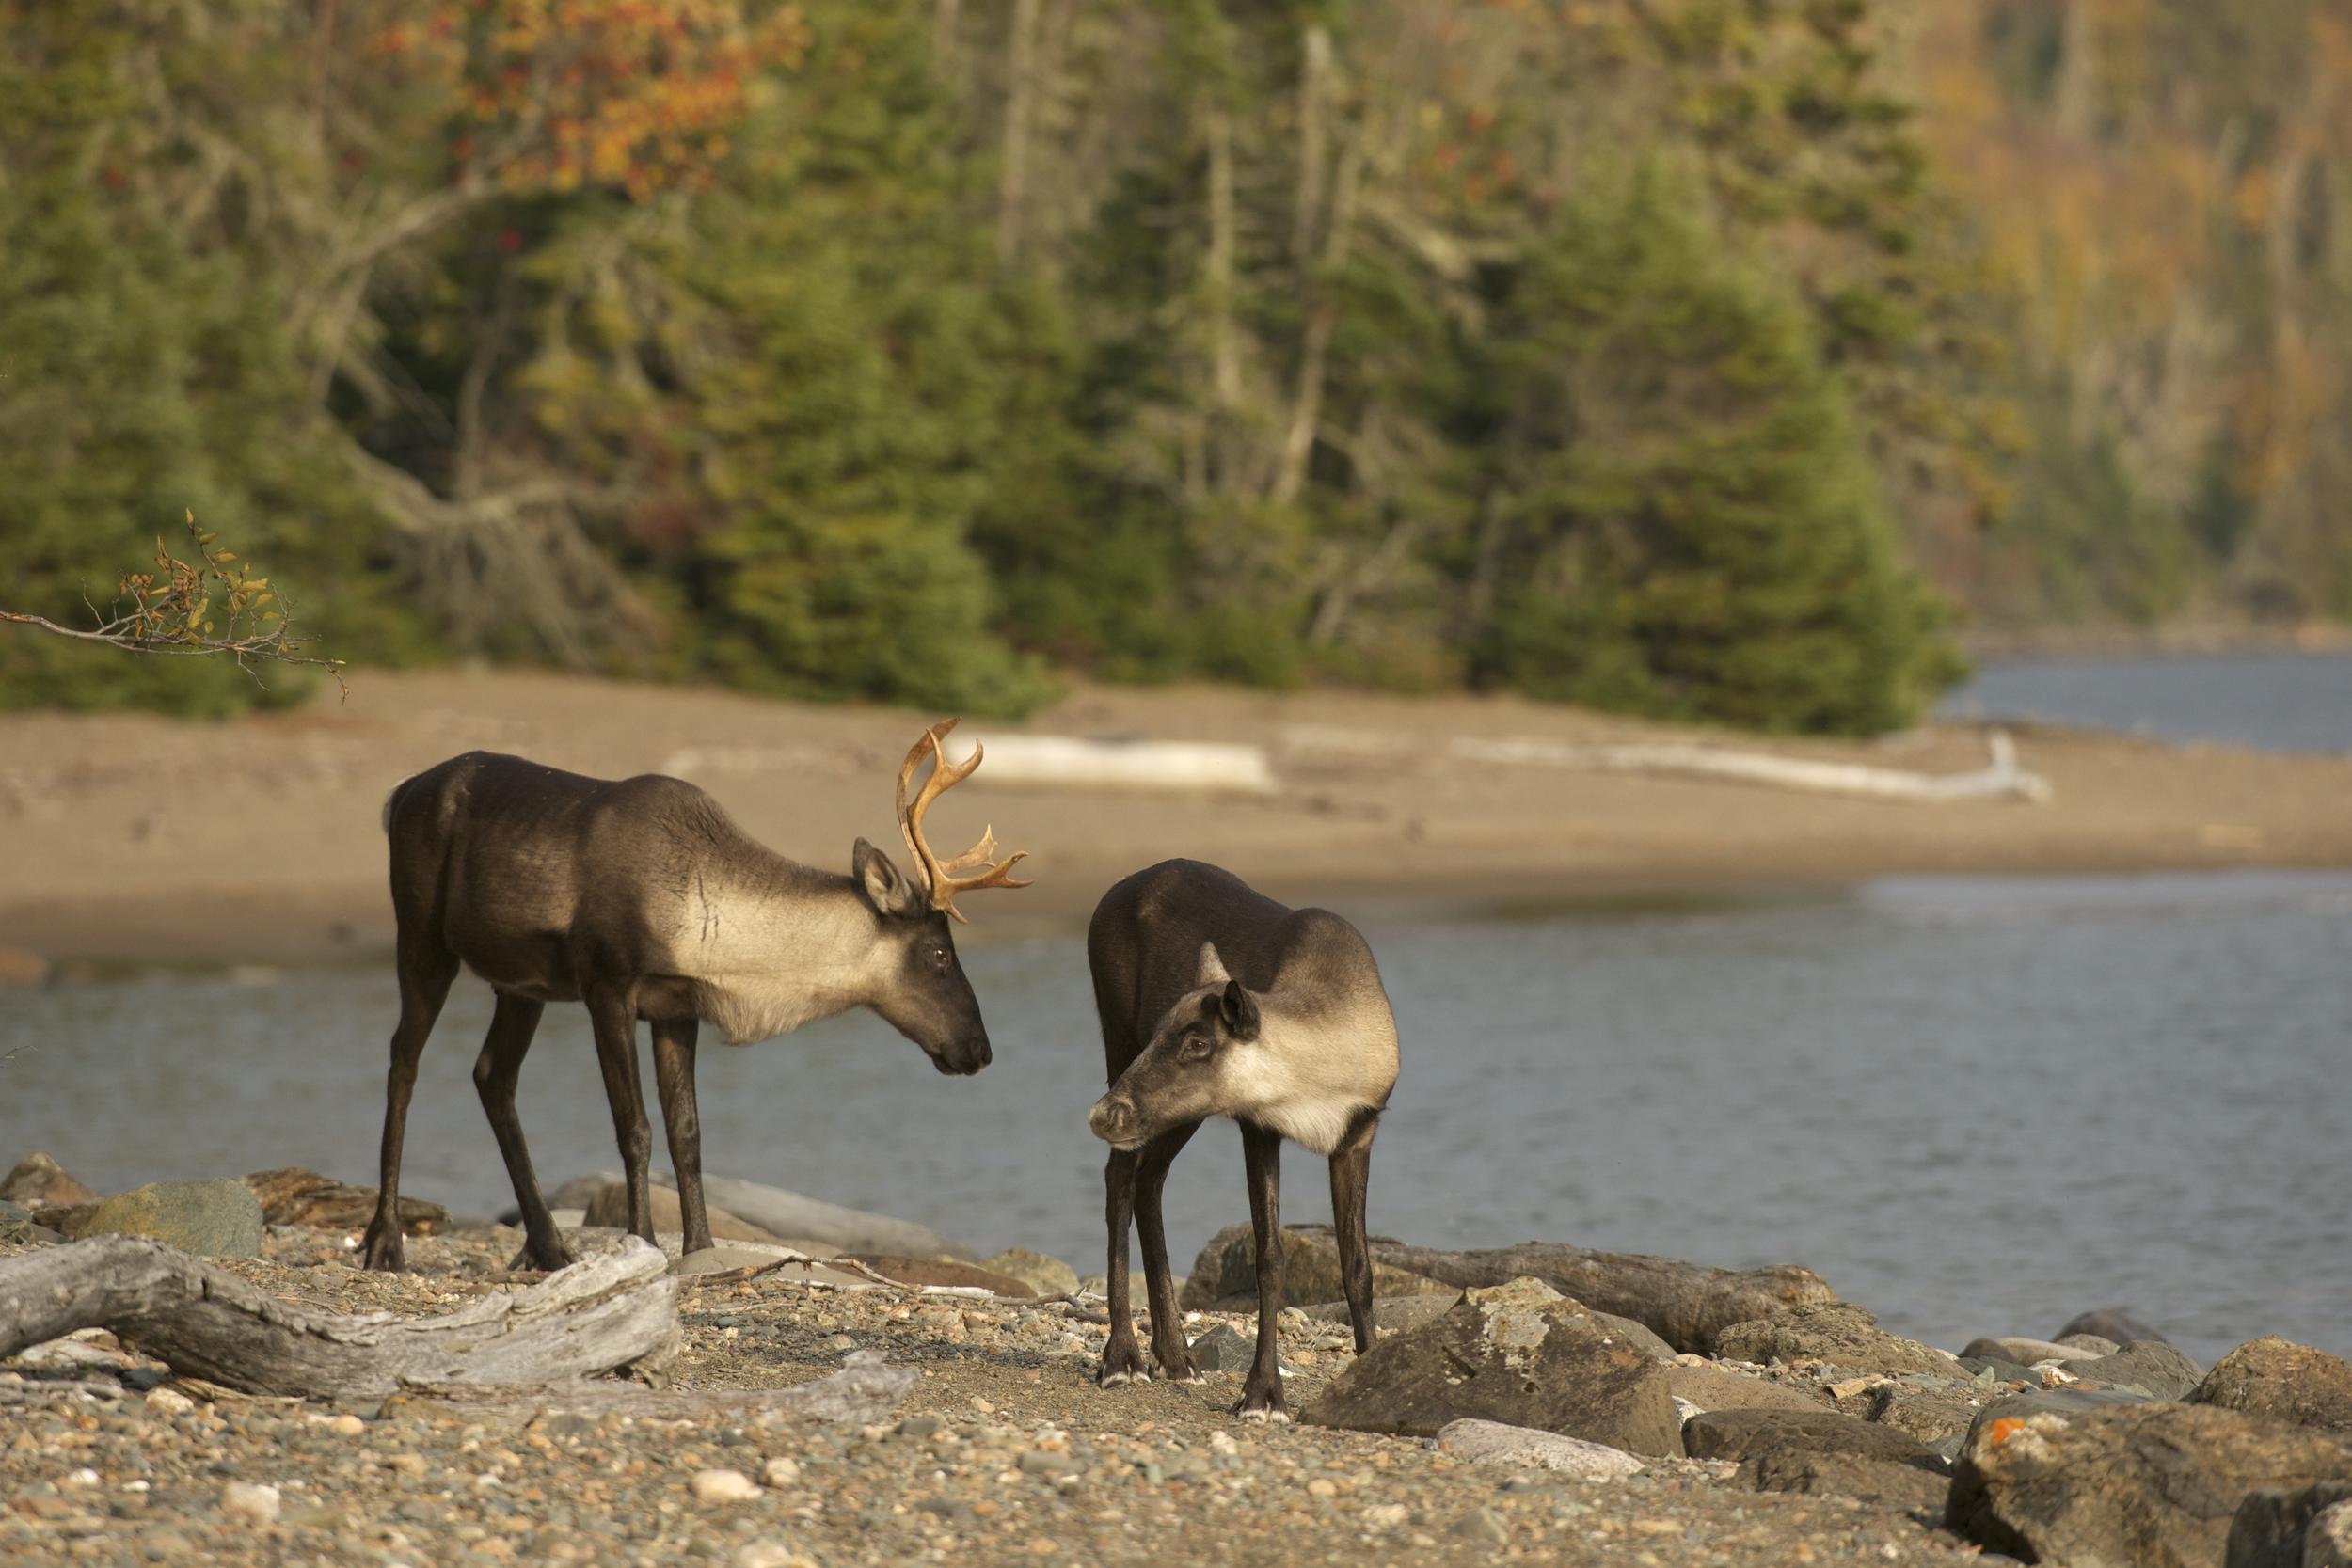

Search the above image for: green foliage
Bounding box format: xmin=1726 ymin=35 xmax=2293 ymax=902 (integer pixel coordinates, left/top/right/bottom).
xmin=1473 ymin=164 xmax=1962 ymax=734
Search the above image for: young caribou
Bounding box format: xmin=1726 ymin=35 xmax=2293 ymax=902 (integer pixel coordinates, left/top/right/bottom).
xmin=358 ymin=719 xmax=1029 ymax=1273
xmin=1085 ymin=860 xmax=1401 ymax=1419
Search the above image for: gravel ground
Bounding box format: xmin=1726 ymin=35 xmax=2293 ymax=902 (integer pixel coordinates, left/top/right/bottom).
xmin=0 ymin=1228 xmax=1994 ymax=1567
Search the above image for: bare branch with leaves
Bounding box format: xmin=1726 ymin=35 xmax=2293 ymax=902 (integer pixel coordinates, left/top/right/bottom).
xmin=0 ymin=511 xmax=346 ymax=695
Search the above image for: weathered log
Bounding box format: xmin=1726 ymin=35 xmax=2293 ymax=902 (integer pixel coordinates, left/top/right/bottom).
xmin=243 ymin=1169 xmax=449 ymax=1236
xmin=1363 ymin=1240 xmax=1836 ymax=1355
xmin=0 ymin=1236 xmax=677 ymax=1400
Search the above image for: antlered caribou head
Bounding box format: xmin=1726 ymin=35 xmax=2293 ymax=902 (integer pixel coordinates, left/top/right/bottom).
xmin=850 ymin=718 xmax=1031 ymax=1076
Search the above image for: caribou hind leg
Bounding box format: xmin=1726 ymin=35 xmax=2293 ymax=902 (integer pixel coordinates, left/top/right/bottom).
xmin=471 ymin=993 xmax=576 ymax=1272
xmin=1134 ymin=1120 xmax=1204 ymax=1382
xmin=1238 ymin=1121 xmax=1289 ymax=1421
xmin=651 ymin=1018 xmax=712 ymax=1256
xmin=586 ymin=986 xmax=659 ymax=1250
xmin=1097 ymin=1148 xmax=1150 ymax=1384
xmin=1328 ymin=1110 xmax=1381 ymax=1354
xmin=360 ymin=936 xmax=458 ymax=1272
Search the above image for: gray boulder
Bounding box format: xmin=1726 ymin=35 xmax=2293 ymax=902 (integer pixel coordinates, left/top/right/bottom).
xmin=2 ymin=1152 xmax=97 ymax=1207
xmin=2192 ymin=1338 xmax=2352 ymax=1435
xmin=2056 ymin=1307 xmax=2167 ymax=1345
xmin=1301 ymin=1294 xmax=1456 ymax=1336
xmin=1300 ymin=1278 xmax=1681 ymax=1456
xmin=1742 ymin=1450 xmax=1948 ymax=1516
xmin=1437 ymin=1419 xmax=1645 ymax=1480
xmin=72 ymin=1180 xmax=262 ymax=1258
xmin=1867 ymin=1380 xmax=1983 ymax=1451
xmin=2058 ymin=1338 xmax=2203 ymax=1400
xmin=1659 ymin=1360 xmax=1832 ymax=1418
xmin=1183 ymin=1223 xmax=1451 ymax=1312
xmin=1714 ymin=1304 xmax=1963 ymax=1380
xmin=1949 ymin=1400 xmax=2352 ymax=1568
xmin=982 ymin=1249 xmax=1079 ymax=1299
xmin=1963 ymin=1336 xmax=2087 ymax=1366
xmin=1683 ymin=1407 xmax=1944 ymax=1473
xmin=2225 ymin=1483 xmax=2352 ymax=1568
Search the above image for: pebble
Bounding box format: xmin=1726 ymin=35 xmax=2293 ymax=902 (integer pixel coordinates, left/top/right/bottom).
xmin=144 ymin=1387 xmax=195 ymax=1417
xmin=734 ymin=1544 xmax=817 ymax=1568
xmin=761 ymin=1456 xmax=803 ymax=1487
xmin=1454 ymin=1506 xmax=1511 ymax=1545
xmin=219 ymin=1481 xmax=281 ymax=1527
xmin=326 ymin=1413 xmax=365 ymax=1436
xmin=692 ymin=1468 xmax=761 ymax=1503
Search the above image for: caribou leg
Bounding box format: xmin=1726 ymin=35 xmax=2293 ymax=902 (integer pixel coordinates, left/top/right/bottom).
xmin=1135 ymin=1119 xmax=1204 ymax=1381
xmin=586 ymin=988 xmax=657 ymax=1249
xmin=651 ymin=1018 xmax=711 ymax=1256
xmin=361 ymin=937 xmax=458 ymax=1273
xmin=472 ymin=993 xmax=573 ymax=1272
xmin=1328 ymin=1110 xmax=1381 ymax=1354
xmin=1238 ymin=1122 xmax=1288 ymax=1421
xmin=1097 ymin=1148 xmax=1149 ymax=1385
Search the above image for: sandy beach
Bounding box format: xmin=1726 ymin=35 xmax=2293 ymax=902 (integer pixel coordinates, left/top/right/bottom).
xmin=2 ymin=667 xmax=2348 ymax=967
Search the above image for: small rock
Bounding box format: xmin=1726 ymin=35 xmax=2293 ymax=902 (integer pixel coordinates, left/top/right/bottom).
xmin=2 ymin=1152 xmax=95 ymax=1206
xmin=734 ymin=1544 xmax=818 ymax=1568
xmin=1187 ymin=1324 xmax=1254 ymax=1372
xmin=1454 ymin=1507 xmax=1511 ymax=1546
xmin=983 ymin=1248 xmax=1080 ymax=1298
xmin=1306 ymin=1478 xmax=1338 ymax=1498
xmin=969 ymin=1396 xmax=994 ymax=1414
xmin=144 ymin=1387 xmax=196 ymax=1418
xmin=1962 ymin=1337 xmax=2088 ymax=1367
xmin=2192 ymin=1337 xmax=2352 ymax=1434
xmin=2055 ymin=1307 xmax=2166 ymax=1346
xmin=2224 ymin=1482 xmax=2352 ymax=1568
xmin=1683 ymin=1408 xmax=1943 ymax=1473
xmin=2058 ymin=1339 xmax=2202 ymax=1400
xmin=74 ymin=1180 xmax=263 ymax=1258
xmin=692 ymin=1469 xmax=760 ymax=1503
xmin=1714 ymin=1305 xmax=1963 ymax=1381
xmin=762 ymin=1457 xmax=803 ymax=1487
xmin=325 ymin=1414 xmax=364 ymax=1437
xmin=1437 ymin=1419 xmax=1645 ymax=1481
xmin=219 ymin=1481 xmax=281 ymax=1527
xmin=1362 ymin=1503 xmax=1410 ymax=1528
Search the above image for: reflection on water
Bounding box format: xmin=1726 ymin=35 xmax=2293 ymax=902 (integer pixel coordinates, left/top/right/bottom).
xmin=4 ymin=871 xmax=2346 ymax=1365
xmin=1944 ymin=651 xmax=2352 ymax=754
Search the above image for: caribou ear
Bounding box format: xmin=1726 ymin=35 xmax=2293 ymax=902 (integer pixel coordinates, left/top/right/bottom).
xmin=1219 ymin=979 xmax=1262 ymax=1041
xmin=1197 ymin=942 xmax=1232 ymax=988
xmin=852 ymin=838 xmax=920 ymax=916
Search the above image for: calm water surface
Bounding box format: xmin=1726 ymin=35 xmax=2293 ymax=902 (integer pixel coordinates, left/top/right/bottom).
xmin=5 ymin=871 xmax=2345 ymax=1366
xmin=1944 ymin=651 xmax=2352 ymax=753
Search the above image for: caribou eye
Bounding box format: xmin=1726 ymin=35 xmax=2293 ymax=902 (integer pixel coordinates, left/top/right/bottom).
xmin=1180 ymin=1034 xmax=1212 ymax=1063
xmin=929 ymin=945 xmax=950 ymax=971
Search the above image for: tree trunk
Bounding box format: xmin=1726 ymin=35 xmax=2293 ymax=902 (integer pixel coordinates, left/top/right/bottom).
xmin=1205 ymin=104 xmax=1241 ymax=414
xmin=995 ymin=0 xmax=1041 ymax=266
xmin=0 ymin=1237 xmax=677 ymax=1401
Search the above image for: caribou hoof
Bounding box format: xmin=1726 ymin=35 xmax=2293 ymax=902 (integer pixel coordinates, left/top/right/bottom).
xmin=1237 ymin=1404 xmax=1291 ymax=1424
xmin=359 ymin=1227 xmax=405 ymax=1273
xmin=1097 ymin=1367 xmax=1151 ymax=1387
xmin=1097 ymin=1341 xmax=1151 ymax=1386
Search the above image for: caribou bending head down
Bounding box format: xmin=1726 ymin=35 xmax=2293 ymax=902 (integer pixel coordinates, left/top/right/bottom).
xmin=1084 ymin=859 xmax=1400 ymax=1420
xmin=359 ymin=720 xmax=1029 ymax=1274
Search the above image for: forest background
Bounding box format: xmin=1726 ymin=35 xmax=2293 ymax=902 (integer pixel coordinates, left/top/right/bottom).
xmin=5 ymin=0 xmax=2347 ymax=736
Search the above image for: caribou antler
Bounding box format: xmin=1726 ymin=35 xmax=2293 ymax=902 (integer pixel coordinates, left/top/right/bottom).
xmin=895 ymin=719 xmax=1032 ymax=923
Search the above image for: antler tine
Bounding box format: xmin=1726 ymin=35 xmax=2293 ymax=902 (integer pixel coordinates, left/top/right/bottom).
xmin=893 ymin=718 xmax=1031 ymax=922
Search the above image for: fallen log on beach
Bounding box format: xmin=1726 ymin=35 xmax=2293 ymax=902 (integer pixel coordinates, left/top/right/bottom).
xmin=1363 ymin=1239 xmax=1837 ymax=1355
xmin=0 ymin=1236 xmax=678 ymax=1400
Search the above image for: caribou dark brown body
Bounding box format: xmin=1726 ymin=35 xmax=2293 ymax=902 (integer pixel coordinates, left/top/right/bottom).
xmin=361 ymin=725 xmax=1027 ymax=1274
xmin=1086 ymin=860 xmax=1400 ymax=1419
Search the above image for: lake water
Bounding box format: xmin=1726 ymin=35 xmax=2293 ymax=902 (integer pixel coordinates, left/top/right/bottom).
xmin=1944 ymin=650 xmax=2352 ymax=754
xmin=4 ymin=870 xmax=2346 ymax=1368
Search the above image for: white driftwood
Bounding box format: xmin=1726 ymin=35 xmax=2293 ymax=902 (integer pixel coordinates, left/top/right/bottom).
xmin=0 ymin=1236 xmax=678 ymax=1400
xmin=427 ymin=1349 xmax=915 ymax=1425
xmin=938 ymin=734 xmax=1278 ymax=796
xmin=1289 ymin=725 xmax=2050 ymax=804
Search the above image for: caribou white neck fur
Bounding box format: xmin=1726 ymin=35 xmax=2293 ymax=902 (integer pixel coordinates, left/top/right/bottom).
xmin=1198 ymin=945 xmax=1398 ymax=1156
xmin=663 ymin=868 xmax=895 ymax=1047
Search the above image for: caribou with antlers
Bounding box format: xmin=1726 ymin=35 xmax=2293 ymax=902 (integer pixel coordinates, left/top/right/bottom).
xmin=358 ymin=721 xmax=1029 ymax=1273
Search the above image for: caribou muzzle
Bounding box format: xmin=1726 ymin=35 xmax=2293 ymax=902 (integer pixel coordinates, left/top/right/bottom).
xmin=1088 ymin=1092 xmax=1149 ymax=1150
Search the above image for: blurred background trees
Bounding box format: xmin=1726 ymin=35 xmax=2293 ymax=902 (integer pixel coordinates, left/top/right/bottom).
xmin=4 ymin=0 xmax=2344 ymax=732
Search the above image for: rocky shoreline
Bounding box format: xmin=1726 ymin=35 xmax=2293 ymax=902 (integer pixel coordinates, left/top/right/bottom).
xmin=6 ymin=1156 xmax=2349 ymax=1567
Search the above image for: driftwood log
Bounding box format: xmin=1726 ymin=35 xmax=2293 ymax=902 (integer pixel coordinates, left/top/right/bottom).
xmin=1364 ymin=1240 xmax=1836 ymax=1354
xmin=0 ymin=1236 xmax=678 ymax=1400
